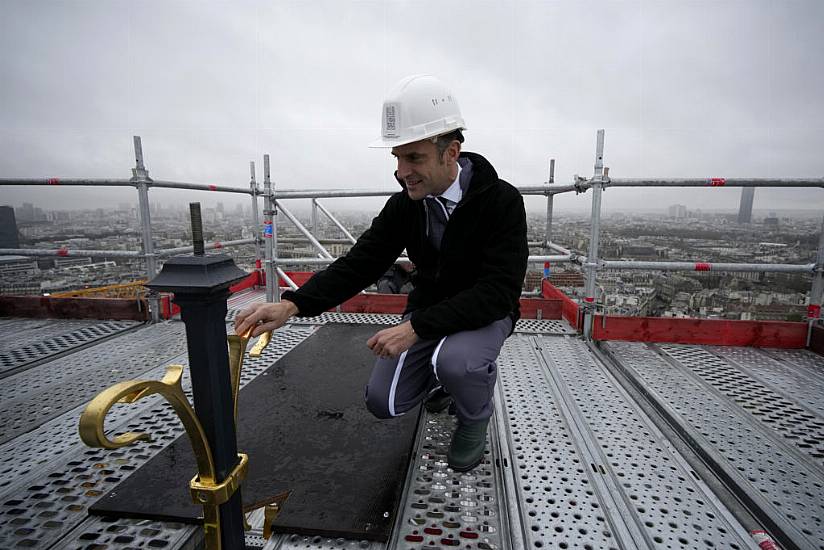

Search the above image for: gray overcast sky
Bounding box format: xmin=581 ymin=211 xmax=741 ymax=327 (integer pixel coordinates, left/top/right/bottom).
xmin=1 ymin=0 xmax=822 ymax=216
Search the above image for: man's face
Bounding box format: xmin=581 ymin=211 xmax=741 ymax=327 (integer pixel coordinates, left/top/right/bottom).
xmin=391 ymin=139 xmax=458 ymax=201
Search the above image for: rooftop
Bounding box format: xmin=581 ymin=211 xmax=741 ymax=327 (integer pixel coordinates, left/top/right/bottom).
xmin=1 ymin=287 xmax=822 ymax=549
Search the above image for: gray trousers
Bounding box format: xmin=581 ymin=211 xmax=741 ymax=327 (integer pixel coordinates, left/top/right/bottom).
xmin=364 ymin=316 xmax=512 ymax=423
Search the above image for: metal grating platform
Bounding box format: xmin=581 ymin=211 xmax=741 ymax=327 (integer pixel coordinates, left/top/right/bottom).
xmin=0 ymin=321 xmax=189 ymax=445
xmin=602 ymin=341 xmax=824 ymax=550
xmin=0 ymin=319 xmax=140 ymax=378
xmin=2 ymin=309 xmax=821 ymax=549
xmin=663 ymin=344 xmax=824 ymax=466
xmin=496 ymin=335 xmax=755 ymax=549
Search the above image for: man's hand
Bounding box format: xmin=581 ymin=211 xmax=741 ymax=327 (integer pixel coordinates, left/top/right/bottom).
xmin=234 ymin=300 xmax=299 ymax=337
xmin=367 ymin=321 xmax=418 ymax=359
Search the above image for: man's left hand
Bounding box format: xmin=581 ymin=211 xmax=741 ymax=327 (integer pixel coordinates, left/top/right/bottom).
xmin=367 ymin=321 xmax=418 ymax=359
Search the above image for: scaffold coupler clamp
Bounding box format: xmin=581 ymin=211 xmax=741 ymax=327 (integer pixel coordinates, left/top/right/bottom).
xmin=573 ymin=175 xmax=588 ymax=194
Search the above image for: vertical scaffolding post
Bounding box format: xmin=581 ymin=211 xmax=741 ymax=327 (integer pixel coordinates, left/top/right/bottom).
xmin=132 ymin=136 xmax=160 ymax=323
xmin=311 ymin=198 xmax=319 ymax=238
xmin=249 ymin=161 xmax=261 ymax=269
xmin=583 ymin=130 xmax=605 ymax=340
xmin=545 ymin=158 xmax=555 ymax=250
xmin=808 ymin=215 xmax=824 ymax=346
xmin=263 ymin=154 xmax=278 ymax=303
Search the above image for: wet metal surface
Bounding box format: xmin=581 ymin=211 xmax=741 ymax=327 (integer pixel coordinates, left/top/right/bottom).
xmin=1 ymin=310 xmax=818 ymax=549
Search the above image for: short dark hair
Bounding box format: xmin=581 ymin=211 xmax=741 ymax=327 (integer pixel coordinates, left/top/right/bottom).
xmin=433 ymin=129 xmax=464 ymax=156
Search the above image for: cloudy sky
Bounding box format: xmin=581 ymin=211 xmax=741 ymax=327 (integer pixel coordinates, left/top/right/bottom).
xmin=1 ymin=0 xmax=822 ymax=216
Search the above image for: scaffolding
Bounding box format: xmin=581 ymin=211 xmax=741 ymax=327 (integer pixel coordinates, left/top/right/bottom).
xmin=1 ymin=133 xmax=821 ymax=338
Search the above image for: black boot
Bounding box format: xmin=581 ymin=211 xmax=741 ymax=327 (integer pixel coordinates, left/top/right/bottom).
xmin=447 ymin=418 xmax=489 ymax=472
xmin=424 ymin=386 xmax=453 ymax=414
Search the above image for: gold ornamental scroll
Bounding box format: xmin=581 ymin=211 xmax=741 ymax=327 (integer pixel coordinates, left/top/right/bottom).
xmin=248 ymin=330 xmax=272 ymax=358
xmin=226 ymin=331 xmax=251 ymax=423
xmin=78 ymin=360 xmax=249 ymax=550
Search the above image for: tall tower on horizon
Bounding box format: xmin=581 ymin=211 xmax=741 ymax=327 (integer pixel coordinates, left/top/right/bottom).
xmin=737 ymin=187 xmax=755 ymax=224
xmin=0 ymin=206 xmax=20 ymax=248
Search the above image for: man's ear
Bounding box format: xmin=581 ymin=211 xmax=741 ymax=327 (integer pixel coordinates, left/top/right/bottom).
xmin=447 ymin=140 xmax=461 ymax=162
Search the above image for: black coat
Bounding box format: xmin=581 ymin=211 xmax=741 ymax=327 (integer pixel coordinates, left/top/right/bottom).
xmin=282 ymin=151 xmax=529 ymax=340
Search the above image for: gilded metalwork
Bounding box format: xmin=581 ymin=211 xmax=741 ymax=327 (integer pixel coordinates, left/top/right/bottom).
xmin=78 ymin=339 xmax=253 ymax=550
xmin=249 ymin=330 xmax=272 ymax=357
xmin=78 ymin=364 xmax=215 ymax=479
xmin=190 ymin=453 xmax=249 ymax=505
xmin=243 ymin=491 xmax=291 ymax=539
xmin=226 ymin=332 xmax=250 ymax=422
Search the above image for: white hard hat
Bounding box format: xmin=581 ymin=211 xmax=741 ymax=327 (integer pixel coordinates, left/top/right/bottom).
xmin=369 ymin=74 xmax=466 ymax=148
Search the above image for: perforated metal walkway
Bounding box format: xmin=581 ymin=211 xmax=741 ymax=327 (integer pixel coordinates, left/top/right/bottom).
xmin=1 ymin=290 xmax=822 ymax=549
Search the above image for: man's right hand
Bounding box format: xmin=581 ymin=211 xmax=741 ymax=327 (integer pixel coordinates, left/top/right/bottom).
xmin=234 ymin=300 xmax=299 ymax=337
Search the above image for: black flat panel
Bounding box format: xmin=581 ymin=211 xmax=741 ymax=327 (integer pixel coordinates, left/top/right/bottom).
xmin=90 ymin=324 xmax=420 ymax=542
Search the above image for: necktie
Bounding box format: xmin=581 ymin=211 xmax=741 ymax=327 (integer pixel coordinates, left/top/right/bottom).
xmin=437 ymin=196 xmax=452 ymax=217
xmin=426 ymin=197 xmax=450 ymax=250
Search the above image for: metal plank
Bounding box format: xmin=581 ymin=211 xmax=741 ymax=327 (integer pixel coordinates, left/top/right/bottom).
xmin=705 ymin=346 xmax=824 ymax=418
xmin=0 ymin=318 xmax=102 ymax=349
xmin=0 ymin=319 xmax=140 ymax=379
xmin=388 ymin=411 xmax=508 ymax=550
xmin=603 ymin=341 xmax=824 ymax=550
xmin=495 ymin=335 xmax=620 ymax=549
xmin=536 ymin=336 xmax=755 ymax=549
xmin=0 ymin=322 xmax=189 ymax=444
xmin=761 ymin=348 xmax=824 ymax=382
xmin=660 ymin=344 xmax=824 ymax=468
xmin=49 ymin=515 xmax=201 ymax=550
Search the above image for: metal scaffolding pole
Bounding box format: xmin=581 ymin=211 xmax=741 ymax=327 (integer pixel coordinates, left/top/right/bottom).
xmin=583 ymin=130 xmax=606 ymax=340
xmin=545 ymin=158 xmax=555 ymax=250
xmin=249 ymin=161 xmax=261 ymax=267
xmin=273 ymin=189 xmax=395 ymax=200
xmin=276 ymin=267 xmax=299 ymax=291
xmin=0 ymin=248 xmax=141 ymax=258
xmin=274 ymin=254 xmax=571 ymax=266
xmin=156 ymin=239 xmax=256 ymax=257
xmin=263 ymin=155 xmax=277 ymax=303
xmin=311 ymin=199 xmax=319 ymax=238
xmin=132 ymin=136 xmax=160 ymax=323
xmin=313 ymin=200 xmax=357 ymax=244
xmin=537 ymin=177 xmax=824 ymax=197
xmin=599 ymin=261 xmax=814 ymax=273
xmin=809 ymin=215 xmax=824 ymax=345
xmin=139 ymin=180 xmax=254 ymax=194
xmin=275 ymin=201 xmax=334 ymax=259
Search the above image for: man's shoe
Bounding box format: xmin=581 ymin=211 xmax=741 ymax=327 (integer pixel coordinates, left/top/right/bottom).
xmin=424 ymin=387 xmax=453 ymax=414
xmin=447 ymin=418 xmax=489 ymax=472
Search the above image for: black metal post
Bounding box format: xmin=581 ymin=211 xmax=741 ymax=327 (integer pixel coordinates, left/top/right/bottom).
xmin=145 ymin=203 xmax=248 ymax=549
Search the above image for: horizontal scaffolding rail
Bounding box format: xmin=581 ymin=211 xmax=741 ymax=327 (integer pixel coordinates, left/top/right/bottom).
xmin=544 ymin=177 xmax=824 ymax=196
xmin=155 ymin=239 xmax=256 ymax=257
xmin=0 ymin=247 xmax=141 ymax=258
xmin=598 ymin=260 xmax=816 ymax=274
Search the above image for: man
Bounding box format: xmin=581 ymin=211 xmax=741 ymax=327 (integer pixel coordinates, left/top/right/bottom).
xmin=235 ymin=74 xmax=528 ymax=472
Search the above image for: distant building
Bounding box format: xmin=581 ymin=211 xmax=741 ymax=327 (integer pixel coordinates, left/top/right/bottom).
xmin=54 ymin=257 xmax=92 ymax=269
xmin=737 ymin=188 xmax=755 ymax=224
xmin=524 ymin=271 xmax=544 ymax=291
xmin=750 ymin=303 xmax=806 ymax=321
xmin=0 ymin=255 xmax=38 ymax=278
xmin=622 ymin=244 xmax=657 ymax=259
xmin=667 ymin=204 xmax=687 ymax=219
xmin=548 ymin=271 xmax=585 ymax=287
xmin=0 ymin=206 xmax=19 ymax=248
xmin=764 ymin=211 xmax=779 ymax=228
